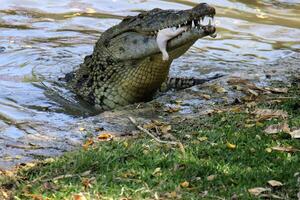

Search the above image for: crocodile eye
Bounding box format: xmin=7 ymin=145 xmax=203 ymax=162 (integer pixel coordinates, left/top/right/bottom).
xmin=138 ymin=13 xmax=144 ymax=18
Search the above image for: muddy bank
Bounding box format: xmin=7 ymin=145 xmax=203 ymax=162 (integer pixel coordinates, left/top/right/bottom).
xmin=1 ymin=52 xmax=300 ymax=170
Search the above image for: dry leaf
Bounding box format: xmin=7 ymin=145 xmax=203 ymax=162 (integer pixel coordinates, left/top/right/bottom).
xmin=178 ymin=142 xmax=186 ymax=154
xmin=43 ymin=182 xmax=57 ymax=191
xmin=252 ymin=109 xmax=288 ymax=120
xmin=229 ymin=106 xmax=243 ymax=113
xmin=271 ymin=146 xmax=299 ymax=153
xmin=245 ymin=124 xmax=255 ymax=128
xmin=199 ymin=94 xmax=211 ymax=100
xmin=81 ymin=170 xmax=91 ymax=177
xmin=160 ymin=125 xmax=172 ymax=134
xmin=226 ymin=142 xmax=236 ymax=149
xmin=166 ymin=191 xmax=178 ymax=198
xmin=247 ymin=89 xmax=259 ymax=96
xmin=79 ymin=127 xmax=86 ymax=131
xmin=267 ymin=180 xmax=283 ymax=187
xmin=82 ymin=178 xmax=93 ymax=189
xmin=264 ymin=87 xmax=288 ymax=94
xmin=27 ymin=194 xmax=43 ymax=200
xmin=265 ymin=148 xmax=272 ymax=153
xmin=212 ymin=85 xmax=226 ymax=93
xmin=73 ymin=193 xmax=87 ymax=200
xmin=82 ymin=138 xmax=94 ymax=151
xmin=289 ymin=129 xmax=300 ymax=139
xmin=248 ymin=187 xmax=270 ymax=196
xmin=199 ymin=109 xmax=215 ymax=115
xmin=180 ymin=181 xmax=189 ymax=188
xmin=143 ymin=123 xmax=156 ymax=130
xmin=0 ymin=190 xmax=10 ymax=199
xmin=198 ymin=136 xmax=208 ymax=142
xmin=152 ymin=168 xmax=162 ymax=176
xmin=207 ymin=175 xmax=217 ymax=181
xmin=264 ymin=122 xmax=290 ymax=134
xmin=164 ymin=106 xmax=181 ymax=113
xmin=98 ymin=132 xmax=114 ymax=141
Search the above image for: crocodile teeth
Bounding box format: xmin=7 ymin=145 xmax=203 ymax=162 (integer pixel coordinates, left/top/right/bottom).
xmin=202 ymin=16 xmax=214 ymax=26
xmin=192 ymin=20 xmax=195 ymax=28
xmin=156 ymin=26 xmax=187 ymax=61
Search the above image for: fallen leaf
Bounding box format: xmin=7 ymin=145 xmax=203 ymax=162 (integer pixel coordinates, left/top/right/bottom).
xmin=98 ymin=132 xmax=114 ymax=141
xmin=252 ymin=109 xmax=288 ymax=121
xmin=152 ymin=120 xmax=165 ymax=126
xmin=82 ymin=178 xmax=93 ymax=189
xmin=143 ymin=122 xmax=156 ymax=130
xmin=267 ymin=180 xmax=283 ymax=187
xmin=265 ymin=148 xmax=272 ymax=153
xmin=79 ymin=127 xmax=86 ymax=131
xmin=198 ymin=136 xmax=208 ymax=142
xmin=264 ymin=87 xmax=288 ymax=94
xmin=152 ymin=167 xmax=162 ymax=176
xmin=160 ymin=125 xmax=172 ymax=134
xmin=73 ymin=193 xmax=87 ymax=200
xmin=199 ymin=94 xmax=211 ymax=100
xmin=227 ymin=78 xmax=265 ymax=92
xmin=264 ymin=122 xmax=290 ymax=134
xmin=27 ymin=194 xmax=43 ymax=200
xmin=199 ymin=109 xmax=215 ymax=115
xmin=177 ymin=142 xmax=186 ymax=154
xmin=226 ymin=142 xmax=236 ymax=149
xmin=0 ymin=190 xmax=10 ymax=199
xmin=245 ymin=124 xmax=255 ymax=128
xmin=166 ymin=191 xmax=178 ymax=198
xmin=43 ymin=182 xmax=57 ymax=191
xmin=164 ymin=106 xmax=181 ymax=113
xmin=248 ymin=187 xmax=270 ymax=196
xmin=289 ymin=129 xmax=300 ymax=139
xmin=82 ymin=138 xmax=94 ymax=151
xmin=207 ymin=175 xmax=217 ymax=181
xmin=247 ymin=89 xmax=259 ymax=96
xmin=212 ymin=85 xmax=226 ymax=93
xmin=271 ymin=146 xmax=299 ymax=153
xmin=81 ymin=170 xmax=91 ymax=177
xmin=154 ymin=192 xmax=159 ymax=200
xmin=180 ymin=181 xmax=189 ymax=188
xmin=229 ymin=106 xmax=243 ymax=113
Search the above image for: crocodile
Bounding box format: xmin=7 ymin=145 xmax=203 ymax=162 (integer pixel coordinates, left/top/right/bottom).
xmin=66 ymin=3 xmax=217 ymax=110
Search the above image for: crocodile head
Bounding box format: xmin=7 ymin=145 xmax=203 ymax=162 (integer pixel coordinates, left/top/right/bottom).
xmin=97 ymin=3 xmax=216 ymax=61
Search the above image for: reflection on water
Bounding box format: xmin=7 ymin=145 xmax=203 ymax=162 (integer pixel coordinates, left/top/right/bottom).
xmin=0 ymin=0 xmax=299 ymax=166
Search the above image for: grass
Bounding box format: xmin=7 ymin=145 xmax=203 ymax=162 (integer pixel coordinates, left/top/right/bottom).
xmin=1 ymin=84 xmax=300 ymax=199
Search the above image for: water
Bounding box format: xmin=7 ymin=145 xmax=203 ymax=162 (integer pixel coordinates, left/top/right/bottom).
xmin=0 ymin=0 xmax=300 ymax=168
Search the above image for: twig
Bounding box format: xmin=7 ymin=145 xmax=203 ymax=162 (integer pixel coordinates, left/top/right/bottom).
xmin=266 ymin=96 xmax=298 ymax=100
xmin=129 ymin=117 xmax=185 ymax=153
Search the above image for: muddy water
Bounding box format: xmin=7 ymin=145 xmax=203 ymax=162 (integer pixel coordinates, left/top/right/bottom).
xmin=0 ymin=0 xmax=300 ymax=169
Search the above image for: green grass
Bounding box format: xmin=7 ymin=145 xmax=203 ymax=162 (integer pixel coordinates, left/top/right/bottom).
xmin=2 ymin=84 xmax=300 ymax=199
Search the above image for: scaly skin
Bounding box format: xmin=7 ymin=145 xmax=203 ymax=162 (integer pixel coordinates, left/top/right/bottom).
xmin=66 ymin=3 xmax=217 ymax=110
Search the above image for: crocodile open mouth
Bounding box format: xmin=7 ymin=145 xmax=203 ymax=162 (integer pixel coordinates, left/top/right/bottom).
xmin=156 ymin=14 xmax=216 ymax=61
xmin=149 ymin=15 xmax=216 ymax=36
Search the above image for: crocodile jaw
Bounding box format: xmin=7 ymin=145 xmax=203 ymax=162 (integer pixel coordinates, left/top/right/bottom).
xmin=156 ymin=16 xmax=216 ymax=61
